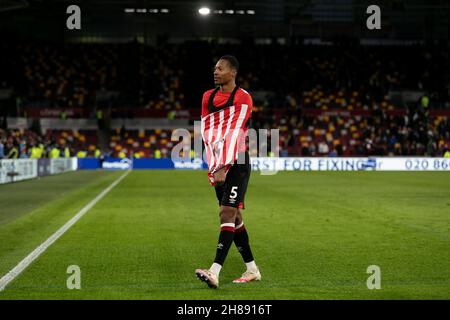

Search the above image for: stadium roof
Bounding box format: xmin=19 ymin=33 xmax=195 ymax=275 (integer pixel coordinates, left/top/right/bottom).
xmin=1 ymin=0 xmax=449 ymax=41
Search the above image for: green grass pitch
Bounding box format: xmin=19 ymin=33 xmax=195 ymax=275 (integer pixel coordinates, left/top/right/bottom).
xmin=0 ymin=169 xmax=449 ymax=299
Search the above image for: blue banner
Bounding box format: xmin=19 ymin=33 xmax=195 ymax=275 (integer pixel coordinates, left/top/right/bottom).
xmin=77 ymin=158 xmax=100 ymax=170
xmin=77 ymin=157 xmax=208 ymax=170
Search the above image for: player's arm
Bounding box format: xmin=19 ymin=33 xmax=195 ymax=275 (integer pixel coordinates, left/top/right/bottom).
xmin=201 ymin=91 xmax=209 ymax=118
xmin=212 ymin=165 xmax=227 ymax=186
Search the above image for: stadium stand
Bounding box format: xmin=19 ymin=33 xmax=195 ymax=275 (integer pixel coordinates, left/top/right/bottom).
xmin=1 ymin=41 xmax=449 ymax=159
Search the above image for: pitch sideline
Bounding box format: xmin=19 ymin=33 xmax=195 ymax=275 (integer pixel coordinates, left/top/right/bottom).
xmin=0 ymin=169 xmax=131 ymax=292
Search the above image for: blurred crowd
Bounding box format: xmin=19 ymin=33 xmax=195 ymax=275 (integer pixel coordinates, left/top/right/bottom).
xmin=1 ymin=40 xmax=449 ymax=158
xmin=0 ymin=128 xmax=81 ymax=160
xmin=2 ymin=41 xmax=448 ymax=110
xmin=2 ymin=41 xmax=186 ymax=112
xmin=255 ymin=97 xmax=450 ymax=157
xmin=0 ymin=127 xmax=176 ymax=160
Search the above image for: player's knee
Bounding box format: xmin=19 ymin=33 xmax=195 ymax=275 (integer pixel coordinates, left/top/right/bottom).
xmin=220 ymin=206 xmax=238 ymax=223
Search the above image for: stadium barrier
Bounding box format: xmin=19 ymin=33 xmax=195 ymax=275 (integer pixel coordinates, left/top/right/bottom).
xmin=38 ymin=158 xmax=78 ymax=176
xmin=77 ymin=157 xmax=450 ymax=171
xmin=0 ymin=158 xmax=78 ymax=184
xmin=0 ymin=159 xmax=37 ymax=184
xmin=78 ymin=157 xmax=208 ymax=170
xmin=252 ymin=157 xmax=450 ymax=171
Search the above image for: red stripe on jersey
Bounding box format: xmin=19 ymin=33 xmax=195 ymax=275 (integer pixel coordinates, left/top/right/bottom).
xmin=235 ymin=225 xmax=246 ymax=234
xmin=221 ymin=226 xmax=235 ymax=232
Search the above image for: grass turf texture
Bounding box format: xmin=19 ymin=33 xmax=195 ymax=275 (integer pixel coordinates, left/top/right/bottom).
xmin=0 ymin=170 xmax=449 ymax=299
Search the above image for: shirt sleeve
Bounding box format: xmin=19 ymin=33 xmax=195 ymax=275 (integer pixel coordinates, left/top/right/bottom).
xmin=201 ymin=91 xmax=210 ymax=118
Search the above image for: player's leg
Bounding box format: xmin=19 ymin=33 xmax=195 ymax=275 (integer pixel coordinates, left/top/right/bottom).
xmin=195 ymin=204 xmax=238 ymax=289
xmin=233 ymin=208 xmax=261 ymax=283
xmin=234 ymin=209 xmax=256 ymax=267
xmin=196 ymin=167 xmax=240 ymax=288
xmin=210 ymin=204 xmax=238 ymax=272
xmin=213 ymin=177 xmax=239 ymax=273
xmin=232 ymin=152 xmax=261 ymax=283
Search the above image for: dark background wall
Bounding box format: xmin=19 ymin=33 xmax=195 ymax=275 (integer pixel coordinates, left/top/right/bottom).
xmin=0 ymin=0 xmax=449 ymax=44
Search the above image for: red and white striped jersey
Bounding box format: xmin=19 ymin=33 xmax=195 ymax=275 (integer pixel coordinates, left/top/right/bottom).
xmin=201 ymin=86 xmax=252 ymax=186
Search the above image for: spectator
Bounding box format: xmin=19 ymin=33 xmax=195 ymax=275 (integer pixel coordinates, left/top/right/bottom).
xmin=6 ymin=142 xmax=18 ymax=159
xmin=0 ymin=138 xmax=4 ymax=159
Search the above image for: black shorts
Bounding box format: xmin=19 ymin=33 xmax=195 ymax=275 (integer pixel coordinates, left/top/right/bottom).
xmin=214 ymin=152 xmax=251 ymax=209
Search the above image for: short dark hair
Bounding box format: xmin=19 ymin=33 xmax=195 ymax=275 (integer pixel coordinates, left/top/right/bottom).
xmin=220 ymin=55 xmax=239 ymax=72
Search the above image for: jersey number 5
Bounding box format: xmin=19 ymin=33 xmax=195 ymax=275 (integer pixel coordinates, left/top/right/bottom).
xmin=230 ymin=186 xmax=238 ymax=199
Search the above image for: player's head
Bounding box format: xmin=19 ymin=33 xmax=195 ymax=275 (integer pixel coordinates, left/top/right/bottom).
xmin=214 ymin=55 xmax=239 ymax=86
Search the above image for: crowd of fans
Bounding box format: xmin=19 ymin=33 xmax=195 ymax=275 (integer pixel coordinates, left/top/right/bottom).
xmin=2 ymin=41 xmax=186 ymax=112
xmin=1 ymin=105 xmax=449 ymax=160
xmin=1 ymin=40 xmax=449 ymax=158
xmin=253 ymin=96 xmax=450 ymax=157
xmin=0 ymin=128 xmax=90 ymax=160
xmin=3 ymin=41 xmax=448 ymax=110
xmin=0 ymin=127 xmax=174 ymax=159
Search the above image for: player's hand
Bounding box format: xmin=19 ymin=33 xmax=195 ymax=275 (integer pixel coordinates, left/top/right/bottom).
xmin=213 ymin=166 xmax=227 ymax=186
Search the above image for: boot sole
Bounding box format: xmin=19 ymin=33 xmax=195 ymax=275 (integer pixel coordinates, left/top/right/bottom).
xmin=195 ymin=270 xmax=218 ymax=289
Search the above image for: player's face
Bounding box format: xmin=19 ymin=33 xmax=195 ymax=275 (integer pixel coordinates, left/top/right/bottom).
xmin=214 ymin=59 xmax=235 ymax=85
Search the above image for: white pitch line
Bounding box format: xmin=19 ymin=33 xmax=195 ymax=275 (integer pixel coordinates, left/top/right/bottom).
xmin=0 ymin=169 xmax=131 ymax=292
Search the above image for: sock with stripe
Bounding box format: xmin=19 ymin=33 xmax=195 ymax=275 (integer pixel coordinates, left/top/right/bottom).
xmin=234 ymin=222 xmax=256 ymax=270
xmin=211 ymin=223 xmax=235 ymax=274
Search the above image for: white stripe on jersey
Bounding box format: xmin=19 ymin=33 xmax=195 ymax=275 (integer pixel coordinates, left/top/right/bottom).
xmin=207 ymin=113 xmax=215 ymax=170
xmin=216 ymin=106 xmax=235 ymax=168
xmin=225 ymin=104 xmax=248 ymax=165
xmin=200 ymin=118 xmax=210 ymax=168
xmin=220 ymin=223 xmax=236 ymax=228
xmin=212 ymin=110 xmax=225 ymax=169
xmin=214 ymin=110 xmax=224 ymax=145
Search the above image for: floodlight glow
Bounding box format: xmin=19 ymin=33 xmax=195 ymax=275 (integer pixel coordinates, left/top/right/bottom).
xmin=124 ymin=8 xmax=135 ymax=13
xmin=199 ymin=7 xmax=211 ymax=15
xmin=161 ymin=9 xmax=169 ymax=13
xmin=225 ymin=10 xmax=234 ymax=14
xmin=136 ymin=8 xmax=147 ymax=13
xmin=247 ymin=10 xmax=255 ymax=15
